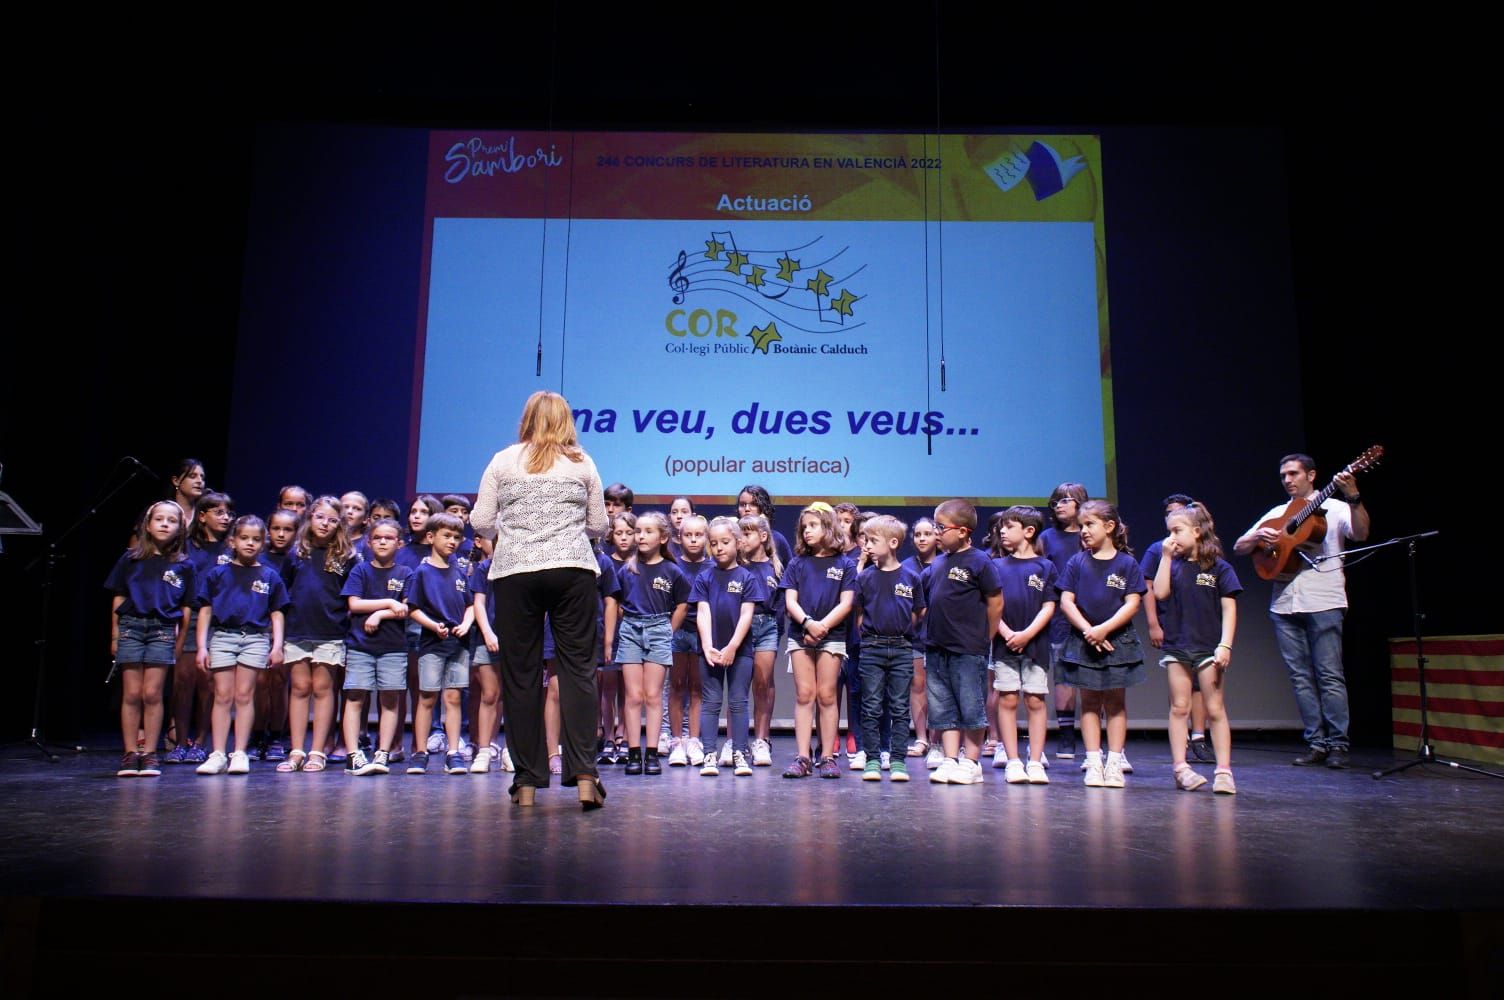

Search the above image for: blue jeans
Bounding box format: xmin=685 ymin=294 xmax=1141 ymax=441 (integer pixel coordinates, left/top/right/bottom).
xmin=859 ymin=641 xmax=912 ymax=756
xmin=1271 ymin=609 xmax=1349 ymax=751
xmin=699 ymin=656 xmax=753 ymax=754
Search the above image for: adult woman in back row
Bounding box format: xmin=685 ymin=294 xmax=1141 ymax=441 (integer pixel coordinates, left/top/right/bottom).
xmin=471 ymin=391 xmax=610 ymax=809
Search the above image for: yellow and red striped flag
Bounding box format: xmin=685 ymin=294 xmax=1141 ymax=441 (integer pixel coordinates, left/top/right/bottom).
xmin=1390 ymin=635 xmax=1504 ymax=764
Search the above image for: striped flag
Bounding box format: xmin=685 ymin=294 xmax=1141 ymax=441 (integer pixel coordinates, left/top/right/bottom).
xmin=1390 ymin=635 xmax=1504 ymax=764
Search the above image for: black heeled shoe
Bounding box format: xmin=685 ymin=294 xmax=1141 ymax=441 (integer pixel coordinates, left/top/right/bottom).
xmin=644 ymin=749 xmax=662 ymax=775
xmin=578 ymin=775 xmax=606 ymax=810
xmin=509 ymin=783 xmax=536 ymax=806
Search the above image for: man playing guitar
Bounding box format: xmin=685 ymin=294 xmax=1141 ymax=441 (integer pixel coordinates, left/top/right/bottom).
xmin=1234 ymin=453 xmax=1369 ymax=769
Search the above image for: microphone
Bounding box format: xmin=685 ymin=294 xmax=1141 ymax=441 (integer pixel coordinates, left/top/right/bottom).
xmin=124 ymin=456 xmax=160 ymax=481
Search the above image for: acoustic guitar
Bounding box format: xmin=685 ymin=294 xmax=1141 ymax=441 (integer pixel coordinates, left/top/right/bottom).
xmin=1251 ymin=445 xmax=1384 ymax=581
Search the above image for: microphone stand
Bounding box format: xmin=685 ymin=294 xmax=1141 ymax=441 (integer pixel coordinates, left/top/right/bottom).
xmin=5 ymin=458 xmax=152 ymax=761
xmin=1314 ymin=532 xmax=1503 ymax=781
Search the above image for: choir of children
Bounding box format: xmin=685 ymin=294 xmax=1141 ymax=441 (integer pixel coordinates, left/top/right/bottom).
xmin=107 ymin=473 xmax=1241 ymax=793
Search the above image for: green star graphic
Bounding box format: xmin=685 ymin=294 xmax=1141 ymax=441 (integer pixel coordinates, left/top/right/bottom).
xmin=748 ymin=321 xmax=783 ymax=354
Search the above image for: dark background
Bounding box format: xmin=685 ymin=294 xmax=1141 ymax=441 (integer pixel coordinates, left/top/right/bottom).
xmin=2 ymin=18 xmax=1468 ymax=746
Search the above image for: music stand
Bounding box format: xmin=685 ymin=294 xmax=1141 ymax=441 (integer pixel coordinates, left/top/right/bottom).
xmin=4 ymin=458 xmax=152 ymax=761
xmin=1317 ymin=532 xmax=1504 ymax=781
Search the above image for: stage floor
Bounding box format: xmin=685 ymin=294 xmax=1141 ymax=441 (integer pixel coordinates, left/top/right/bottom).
xmin=2 ymin=736 xmax=1501 ymax=911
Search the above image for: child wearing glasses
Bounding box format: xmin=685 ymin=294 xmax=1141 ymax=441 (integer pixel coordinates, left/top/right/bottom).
xmin=924 ymin=500 xmax=1003 ymax=786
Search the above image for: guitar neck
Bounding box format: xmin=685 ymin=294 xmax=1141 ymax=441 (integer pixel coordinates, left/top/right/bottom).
xmin=1291 ymin=473 xmax=1345 ymax=528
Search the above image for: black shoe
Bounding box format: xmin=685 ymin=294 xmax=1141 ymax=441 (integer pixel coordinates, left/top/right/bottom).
xmin=644 ymin=749 xmax=662 ymax=775
xmin=624 ymin=747 xmax=643 ymax=775
xmin=1325 ymin=748 xmax=1350 ymax=770
xmin=1292 ymin=746 xmax=1329 ymax=767
xmin=1189 ymin=735 xmax=1213 ymax=763
xmin=1055 ymin=725 xmax=1077 ymax=759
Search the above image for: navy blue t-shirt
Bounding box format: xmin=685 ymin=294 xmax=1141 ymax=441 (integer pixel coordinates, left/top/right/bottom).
xmin=781 ymin=554 xmax=857 ymax=644
xmin=901 ymin=555 xmax=935 ymax=646
xmin=406 ymin=559 xmax=471 ymax=648
xmin=281 ymin=550 xmax=354 ymax=642
xmin=262 ymin=549 xmax=291 ymax=573
xmin=199 ymin=562 xmax=290 ymax=632
xmin=676 ymin=556 xmax=713 ymax=626
xmin=395 ymin=541 xmax=431 ymax=571
xmin=690 ymin=563 xmax=768 ymax=658
xmin=1057 ymin=551 xmax=1146 ymax=629
xmin=1039 ymin=527 xmax=1082 ymax=643
xmin=856 ymin=563 xmax=927 ymax=641
xmin=619 ymin=558 xmax=690 ymax=617
xmin=595 ymin=550 xmax=622 ymax=624
xmin=470 ymin=557 xmax=497 ymax=632
xmin=341 ymin=560 xmax=414 ymax=655
xmin=1160 ymin=557 xmax=1242 ymax=650
xmin=924 ymin=547 xmax=1003 ymax=656
xmin=186 ymin=538 xmax=231 ymax=606
xmin=991 ymin=555 xmax=1057 ymax=664
xmin=772 ymin=530 xmax=793 ymax=571
xmin=746 ymin=559 xmax=782 ymax=618
xmin=105 ymin=552 xmax=196 ymax=622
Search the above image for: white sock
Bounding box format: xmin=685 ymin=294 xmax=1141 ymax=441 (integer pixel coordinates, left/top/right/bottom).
xmin=1107 ymin=750 xmax=1123 ymax=764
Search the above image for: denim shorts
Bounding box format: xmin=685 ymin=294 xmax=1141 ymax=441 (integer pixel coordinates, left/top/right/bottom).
xmin=345 ymin=649 xmax=408 ymax=691
xmin=992 ymin=652 xmax=1049 ymax=695
xmin=418 ymin=641 xmax=470 ymax=691
xmin=925 ymin=650 xmax=989 ymax=730
xmin=208 ymin=629 xmax=271 ymax=670
xmin=616 ymin=614 xmax=672 ymax=665
xmin=1160 ymin=648 xmax=1215 ymax=692
xmin=284 ymin=639 xmax=346 ymax=667
xmin=116 ymin=615 xmax=177 ymax=666
xmin=471 ymin=642 xmax=498 ymax=667
xmin=673 ymin=625 xmax=701 ymax=655
xmin=748 ymin=613 xmax=780 ymax=654
xmin=785 ymin=636 xmax=847 ymax=658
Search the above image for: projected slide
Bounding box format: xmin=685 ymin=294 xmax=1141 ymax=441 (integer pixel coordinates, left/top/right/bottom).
xmin=413 ymin=131 xmax=1111 ymax=505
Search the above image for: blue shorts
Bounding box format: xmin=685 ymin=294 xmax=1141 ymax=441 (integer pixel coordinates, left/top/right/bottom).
xmin=418 ymin=641 xmax=470 ymax=691
xmin=471 ymin=642 xmax=499 ymax=667
xmin=748 ymin=613 xmax=780 ymax=654
xmin=116 ymin=615 xmax=177 ymax=666
xmin=925 ymin=649 xmax=989 ymax=730
xmin=617 ymin=615 xmax=672 ymax=665
xmin=673 ymin=625 xmax=701 ymax=655
xmin=208 ymin=629 xmax=271 ymax=670
xmin=345 ymin=649 xmax=408 ymax=691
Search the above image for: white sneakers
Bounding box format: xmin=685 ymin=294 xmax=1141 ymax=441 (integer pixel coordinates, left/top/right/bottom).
xmin=993 ymin=745 xmax=1009 ymax=769
xmin=1213 ymin=770 xmax=1237 ymax=794
xmin=469 ymin=747 xmax=494 ymax=774
xmin=718 ymin=740 xmax=734 ymax=767
xmin=1004 ymin=759 xmax=1028 ymax=784
xmin=925 ymin=745 xmax=945 ymax=770
xmin=685 ymin=737 xmax=706 ymax=766
xmin=1174 ymin=764 xmax=1208 ymax=791
xmin=930 ymin=756 xmax=983 ymax=785
xmin=1025 ymin=760 xmax=1049 ymax=784
xmin=849 ymin=750 xmax=867 ymax=771
xmin=667 ymin=739 xmax=688 ymax=767
xmin=751 ymin=738 xmax=772 ymax=767
xmin=733 ymin=750 xmax=753 ymax=776
xmin=196 ymin=751 xmax=229 ymax=775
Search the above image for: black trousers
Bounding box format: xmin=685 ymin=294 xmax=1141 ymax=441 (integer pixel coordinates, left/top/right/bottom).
xmin=494 ymin=567 xmax=600 ymax=788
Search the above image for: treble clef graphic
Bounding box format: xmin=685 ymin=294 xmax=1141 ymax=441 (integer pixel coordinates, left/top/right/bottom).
xmin=668 ymin=250 xmax=689 ymax=304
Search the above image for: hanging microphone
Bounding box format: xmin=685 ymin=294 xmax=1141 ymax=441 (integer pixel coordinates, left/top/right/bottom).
xmin=536 ymin=342 xmax=543 ymax=376
xmin=939 ymin=359 xmax=947 ymax=392
xmin=124 ymin=456 xmax=160 ymax=480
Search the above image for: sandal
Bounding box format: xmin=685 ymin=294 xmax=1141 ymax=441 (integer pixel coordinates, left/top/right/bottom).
xmin=906 ymin=739 xmax=929 ymax=758
xmin=302 ymin=751 xmax=328 ymax=773
xmin=276 ymin=749 xmax=307 ymax=773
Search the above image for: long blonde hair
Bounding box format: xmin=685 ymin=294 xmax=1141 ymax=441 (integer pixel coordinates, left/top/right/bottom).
xmin=518 ymin=391 xmax=584 ymax=474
